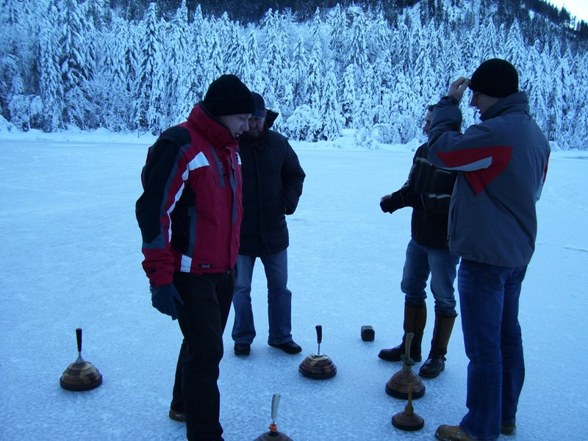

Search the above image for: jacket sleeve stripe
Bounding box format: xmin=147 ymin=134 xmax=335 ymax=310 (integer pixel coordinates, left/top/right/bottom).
xmin=437 ymin=146 xmax=513 ymax=195
xmin=188 ymin=151 xmax=209 ymax=171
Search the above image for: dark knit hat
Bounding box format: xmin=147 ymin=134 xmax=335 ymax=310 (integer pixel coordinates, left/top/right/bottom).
xmin=469 ymin=59 xmax=519 ymax=98
xmin=203 ymin=74 xmax=255 ymax=117
xmin=251 ymin=92 xmax=266 ymax=118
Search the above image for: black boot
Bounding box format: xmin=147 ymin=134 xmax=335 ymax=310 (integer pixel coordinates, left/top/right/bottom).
xmin=419 ymin=312 xmax=456 ymax=378
xmin=378 ymin=302 xmax=426 ymax=362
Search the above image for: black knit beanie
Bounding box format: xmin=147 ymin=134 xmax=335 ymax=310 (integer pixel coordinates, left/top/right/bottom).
xmin=469 ymin=59 xmax=519 ymax=98
xmin=203 ymin=74 xmax=255 ymax=117
xmin=251 ymin=92 xmax=266 ymax=118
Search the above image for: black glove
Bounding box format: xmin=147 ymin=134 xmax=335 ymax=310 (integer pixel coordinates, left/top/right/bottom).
xmin=150 ymin=283 xmax=184 ymax=320
xmin=401 ymin=191 xmax=423 ymax=209
xmin=380 ymin=192 xmax=405 ymax=213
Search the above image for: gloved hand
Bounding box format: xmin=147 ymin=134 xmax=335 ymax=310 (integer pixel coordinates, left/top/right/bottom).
xmin=380 ymin=192 xmax=405 ymax=213
xmin=150 ymin=283 xmax=184 ymax=320
xmin=402 ymin=191 xmax=423 ymax=209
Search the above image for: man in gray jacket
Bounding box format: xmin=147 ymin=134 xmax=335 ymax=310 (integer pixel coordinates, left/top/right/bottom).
xmin=427 ymin=59 xmax=550 ymax=441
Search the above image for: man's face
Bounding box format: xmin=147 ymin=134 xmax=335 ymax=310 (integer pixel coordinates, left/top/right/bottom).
xmin=218 ymin=114 xmax=251 ymax=138
xmin=469 ymin=91 xmax=499 ymax=116
xmin=423 ymin=110 xmax=433 ymax=136
xmin=246 ymin=114 xmax=266 ymax=138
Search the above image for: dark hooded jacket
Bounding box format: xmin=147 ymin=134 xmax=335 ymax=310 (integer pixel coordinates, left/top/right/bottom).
xmin=238 ymin=110 xmax=305 ymax=256
xmin=392 ymin=142 xmax=458 ymax=248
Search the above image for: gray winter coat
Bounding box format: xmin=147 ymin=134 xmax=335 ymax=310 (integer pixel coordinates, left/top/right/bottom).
xmin=427 ymin=92 xmax=550 ymax=267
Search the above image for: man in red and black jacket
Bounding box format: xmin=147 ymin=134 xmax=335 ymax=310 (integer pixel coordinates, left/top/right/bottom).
xmin=136 ymin=74 xmax=254 ymax=441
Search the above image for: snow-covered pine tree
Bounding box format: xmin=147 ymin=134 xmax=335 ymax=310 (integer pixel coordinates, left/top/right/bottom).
xmin=38 ymin=0 xmax=64 ymax=131
xmin=238 ymin=30 xmax=264 ymax=100
xmin=319 ymin=62 xmax=343 ymax=141
xmin=165 ymin=0 xmax=191 ymax=126
xmin=186 ymin=4 xmax=209 ymax=104
xmin=59 ymin=0 xmax=95 ymax=128
xmin=259 ymin=9 xmax=290 ymax=110
xmin=200 ymin=14 xmax=226 ymax=94
xmin=134 ymin=2 xmax=163 ymax=134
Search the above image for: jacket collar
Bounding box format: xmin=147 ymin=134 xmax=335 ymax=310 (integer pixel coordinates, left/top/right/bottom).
xmin=481 ymin=91 xmax=530 ymax=121
xmin=187 ymin=103 xmax=239 ymax=149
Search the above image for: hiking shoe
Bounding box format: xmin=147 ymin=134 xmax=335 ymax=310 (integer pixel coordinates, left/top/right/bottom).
xmin=269 ymin=341 xmax=302 ymax=354
xmin=234 ymin=343 xmax=251 ymax=356
xmin=168 ymin=408 xmax=186 ymax=422
xmin=435 ymin=425 xmax=476 ymax=441
xmin=378 ymin=344 xmax=422 ymax=362
xmin=419 ymin=356 xmax=446 ymax=378
xmin=501 ymin=424 xmax=516 ymax=435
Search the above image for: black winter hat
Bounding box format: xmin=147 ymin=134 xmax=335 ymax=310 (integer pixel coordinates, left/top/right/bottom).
xmin=203 ymin=74 xmax=255 ymax=117
xmin=251 ymin=92 xmax=266 ymax=118
xmin=469 ymin=59 xmax=519 ymax=98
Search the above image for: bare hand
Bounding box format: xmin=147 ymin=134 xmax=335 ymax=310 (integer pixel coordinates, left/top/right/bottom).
xmin=448 ymin=77 xmax=470 ymax=102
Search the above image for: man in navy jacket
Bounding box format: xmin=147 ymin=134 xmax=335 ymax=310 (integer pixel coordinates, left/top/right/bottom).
xmin=231 ymin=93 xmax=306 ymax=356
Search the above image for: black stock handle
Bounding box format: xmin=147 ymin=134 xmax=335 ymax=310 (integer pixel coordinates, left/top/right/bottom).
xmin=76 ymin=328 xmax=83 ymax=353
xmin=315 ymin=325 xmax=322 ymax=344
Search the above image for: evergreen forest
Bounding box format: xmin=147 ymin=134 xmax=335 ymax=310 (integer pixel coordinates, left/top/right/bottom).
xmin=1 ymin=0 xmax=587 ymax=148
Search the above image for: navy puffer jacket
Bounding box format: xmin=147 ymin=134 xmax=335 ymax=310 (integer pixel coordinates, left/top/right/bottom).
xmin=238 ymin=110 xmax=305 ymax=256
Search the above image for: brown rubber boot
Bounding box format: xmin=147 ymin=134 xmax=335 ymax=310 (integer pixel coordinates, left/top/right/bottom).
xmin=378 ymin=302 xmax=426 ymax=362
xmin=419 ymin=312 xmax=456 ymax=378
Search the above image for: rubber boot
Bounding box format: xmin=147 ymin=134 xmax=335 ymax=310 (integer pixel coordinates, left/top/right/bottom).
xmin=378 ymin=302 xmax=426 ymax=362
xmin=419 ymin=312 xmax=456 ymax=378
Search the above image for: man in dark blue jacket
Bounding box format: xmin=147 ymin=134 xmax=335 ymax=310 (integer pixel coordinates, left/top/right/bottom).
xmin=378 ymin=105 xmax=460 ymax=378
xmin=232 ymin=92 xmax=306 ymax=356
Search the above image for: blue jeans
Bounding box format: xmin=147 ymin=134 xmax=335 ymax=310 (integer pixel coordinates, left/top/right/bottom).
xmin=231 ymin=250 xmax=293 ymax=345
xmin=458 ymin=259 xmax=527 ymax=441
xmin=400 ymin=239 xmax=459 ymax=315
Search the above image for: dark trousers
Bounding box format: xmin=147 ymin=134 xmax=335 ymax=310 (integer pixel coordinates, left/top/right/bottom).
xmin=170 ymin=271 xmax=234 ymax=441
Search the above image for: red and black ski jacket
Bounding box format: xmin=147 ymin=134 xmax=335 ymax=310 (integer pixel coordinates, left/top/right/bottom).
xmin=136 ymin=104 xmax=243 ymax=287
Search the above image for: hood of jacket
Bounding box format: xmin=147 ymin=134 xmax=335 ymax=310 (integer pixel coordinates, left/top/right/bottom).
xmin=239 ymin=109 xmax=280 ymax=145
